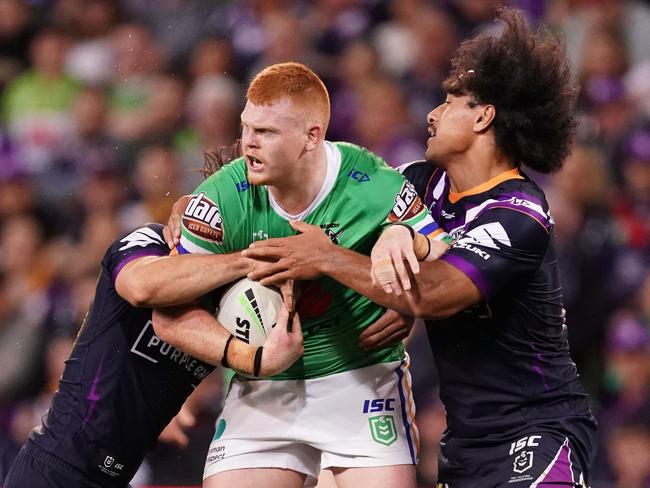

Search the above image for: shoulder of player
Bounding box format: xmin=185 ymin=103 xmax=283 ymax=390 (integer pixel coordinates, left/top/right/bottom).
xmin=467 ymin=180 xmax=553 ymax=234
xmin=397 ymin=160 xmax=443 ymax=198
xmin=335 ymin=141 xmax=416 ymax=185
xmin=109 ymin=223 xmax=167 ymax=252
xmin=191 ymin=157 xmax=252 ymax=213
xmin=103 ymin=223 xmax=168 ymax=272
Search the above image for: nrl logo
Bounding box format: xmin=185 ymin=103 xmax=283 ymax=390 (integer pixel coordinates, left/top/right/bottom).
xmin=368 ymin=415 xmax=397 ymax=446
xmin=513 ymin=451 xmax=534 ymax=474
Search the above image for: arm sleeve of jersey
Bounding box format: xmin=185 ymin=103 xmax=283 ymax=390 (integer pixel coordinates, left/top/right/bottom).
xmin=440 ymin=207 xmax=551 ymax=300
xmin=105 ymin=223 xmax=169 ymax=285
xmin=178 ymin=169 xmax=242 ymax=256
xmin=382 ymin=174 xmax=448 ymax=241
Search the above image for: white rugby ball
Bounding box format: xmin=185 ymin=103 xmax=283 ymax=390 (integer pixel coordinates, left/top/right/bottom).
xmin=216 ymin=278 xmax=283 ymax=346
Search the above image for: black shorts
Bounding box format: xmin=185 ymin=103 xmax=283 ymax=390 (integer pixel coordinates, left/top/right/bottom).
xmin=3 ymin=442 xmax=102 ymax=488
xmin=436 ymin=420 xmax=597 ymax=488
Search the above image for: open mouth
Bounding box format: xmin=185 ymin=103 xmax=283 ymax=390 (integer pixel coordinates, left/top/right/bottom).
xmin=427 ymin=126 xmax=436 ymax=138
xmin=246 ymin=155 xmax=264 ymax=171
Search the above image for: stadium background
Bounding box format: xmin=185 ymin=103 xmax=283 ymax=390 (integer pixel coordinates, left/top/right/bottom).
xmin=0 ymin=0 xmax=648 ymax=486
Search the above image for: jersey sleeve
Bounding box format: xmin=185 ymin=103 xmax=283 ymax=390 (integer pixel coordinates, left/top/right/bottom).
xmin=178 ymin=164 xmax=245 ymax=256
xmin=104 ymin=223 xmax=169 ymax=285
xmin=382 ymin=178 xmax=448 ymax=242
xmin=441 ymin=207 xmax=551 ymax=300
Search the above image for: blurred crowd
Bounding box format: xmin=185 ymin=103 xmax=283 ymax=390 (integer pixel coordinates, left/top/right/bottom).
xmin=0 ymin=0 xmax=648 ymax=487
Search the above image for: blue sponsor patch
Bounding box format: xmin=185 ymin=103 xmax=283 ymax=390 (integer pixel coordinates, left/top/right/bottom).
xmin=348 ymin=169 xmax=370 ymax=183
xmin=236 ymin=180 xmax=250 ymax=192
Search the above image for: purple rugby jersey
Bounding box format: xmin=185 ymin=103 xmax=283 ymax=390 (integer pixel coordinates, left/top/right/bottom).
xmin=400 ymin=161 xmax=597 ymax=486
xmin=27 ymin=224 xmax=214 ymax=487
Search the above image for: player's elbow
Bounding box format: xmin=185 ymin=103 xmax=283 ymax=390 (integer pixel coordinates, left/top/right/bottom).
xmin=122 ymin=282 xmax=154 ymax=308
xmin=116 ymin=273 xmax=155 ymax=308
xmin=151 ymin=309 xmax=176 ymax=344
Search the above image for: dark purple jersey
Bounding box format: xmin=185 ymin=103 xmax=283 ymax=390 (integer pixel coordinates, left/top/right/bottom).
xmin=28 ymin=224 xmax=214 ymax=487
xmin=401 ymin=162 xmax=596 ymax=444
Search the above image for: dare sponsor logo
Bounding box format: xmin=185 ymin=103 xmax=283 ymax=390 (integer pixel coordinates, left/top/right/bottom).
xmin=388 ymin=182 xmax=424 ymax=222
xmin=182 ymin=192 xmax=224 ymax=243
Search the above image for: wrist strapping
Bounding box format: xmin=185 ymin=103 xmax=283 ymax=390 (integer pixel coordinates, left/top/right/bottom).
xmin=221 ymin=335 xmax=234 ymax=368
xmin=413 ymin=232 xmax=431 ymax=261
xmin=253 ymin=347 xmax=264 ymax=377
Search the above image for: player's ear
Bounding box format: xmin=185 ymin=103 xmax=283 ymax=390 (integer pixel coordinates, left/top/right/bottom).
xmin=305 ymin=123 xmax=324 ymax=151
xmin=474 ymin=104 xmax=495 ymax=133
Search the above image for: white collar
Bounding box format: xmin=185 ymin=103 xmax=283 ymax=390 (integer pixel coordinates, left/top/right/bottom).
xmin=268 ymin=141 xmax=341 ymax=221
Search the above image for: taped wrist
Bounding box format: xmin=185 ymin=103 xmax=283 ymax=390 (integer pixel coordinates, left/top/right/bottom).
xmin=221 ymin=336 xmax=257 ymax=375
xmin=413 ymin=233 xmax=431 ymax=261
xmin=253 ymin=347 xmax=264 ymax=377
xmin=221 ymin=335 xmax=234 ymax=368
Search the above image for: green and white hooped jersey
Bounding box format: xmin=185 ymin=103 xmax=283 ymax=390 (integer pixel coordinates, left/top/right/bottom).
xmin=179 ymin=141 xmax=443 ymax=380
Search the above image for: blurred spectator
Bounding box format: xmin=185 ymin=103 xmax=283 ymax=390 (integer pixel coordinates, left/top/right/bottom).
xmin=606 ymin=420 xmax=650 ymax=488
xmin=625 ymin=60 xmax=650 ymax=117
xmin=122 ymin=0 xmax=214 ymax=70
xmin=560 ymin=0 xmax=650 ymax=73
xmin=107 ymin=23 xmax=163 ymax=143
xmin=400 ymin=5 xmax=458 ymax=121
xmin=176 ymin=73 xmax=242 ymax=192
xmin=120 ymin=145 xmax=181 ymax=230
xmin=576 ymin=26 xmax=637 ymax=142
xmin=593 ymin=313 xmax=650 ymax=485
xmin=545 ymin=144 xmax=621 ymax=387
xmin=64 ymin=0 xmax=120 ymax=85
xmin=328 ymin=39 xmax=381 ymax=140
xmin=2 ymin=27 xmax=79 ymax=173
xmin=353 ymin=78 xmax=422 ymax=166
xmin=41 ymin=86 xmax=120 ymax=211
xmin=608 ymin=122 xmax=650 ymax=297
xmin=0 ymin=215 xmax=50 ymax=404
xmin=189 ymin=37 xmax=236 ymax=80
xmin=0 ymin=0 xmax=36 ymax=90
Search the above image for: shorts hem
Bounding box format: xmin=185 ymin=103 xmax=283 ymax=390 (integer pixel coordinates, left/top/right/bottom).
xmin=321 ymin=458 xmax=416 ymax=470
xmin=203 ymin=459 xmax=317 ymax=482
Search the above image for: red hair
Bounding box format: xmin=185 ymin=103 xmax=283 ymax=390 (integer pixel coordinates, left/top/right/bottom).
xmin=247 ymin=62 xmax=330 ymax=130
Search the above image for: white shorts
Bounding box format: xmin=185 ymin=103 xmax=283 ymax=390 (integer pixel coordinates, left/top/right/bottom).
xmin=203 ymin=355 xmax=419 ymax=485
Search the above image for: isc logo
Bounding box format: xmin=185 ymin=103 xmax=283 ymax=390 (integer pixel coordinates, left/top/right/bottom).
xmin=362 ymin=398 xmax=396 ymax=413
xmin=509 ymin=435 xmax=541 ymax=455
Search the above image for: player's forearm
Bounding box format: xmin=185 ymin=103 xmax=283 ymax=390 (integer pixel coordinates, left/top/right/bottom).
xmin=320 ymin=247 xmax=477 ymax=320
xmin=152 ymin=306 xmax=256 ymax=368
xmin=319 ymin=247 xmax=418 ymax=315
xmin=117 ymin=253 xmax=250 ymax=308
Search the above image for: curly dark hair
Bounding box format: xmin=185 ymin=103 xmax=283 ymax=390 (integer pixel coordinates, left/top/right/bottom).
xmin=443 ymin=8 xmax=577 ymax=173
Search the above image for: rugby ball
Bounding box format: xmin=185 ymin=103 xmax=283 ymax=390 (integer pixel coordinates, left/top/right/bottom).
xmin=216 ymin=278 xmax=283 ymax=346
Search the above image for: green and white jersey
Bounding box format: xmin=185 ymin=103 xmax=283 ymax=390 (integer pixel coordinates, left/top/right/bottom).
xmin=179 ymin=141 xmax=440 ymax=380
